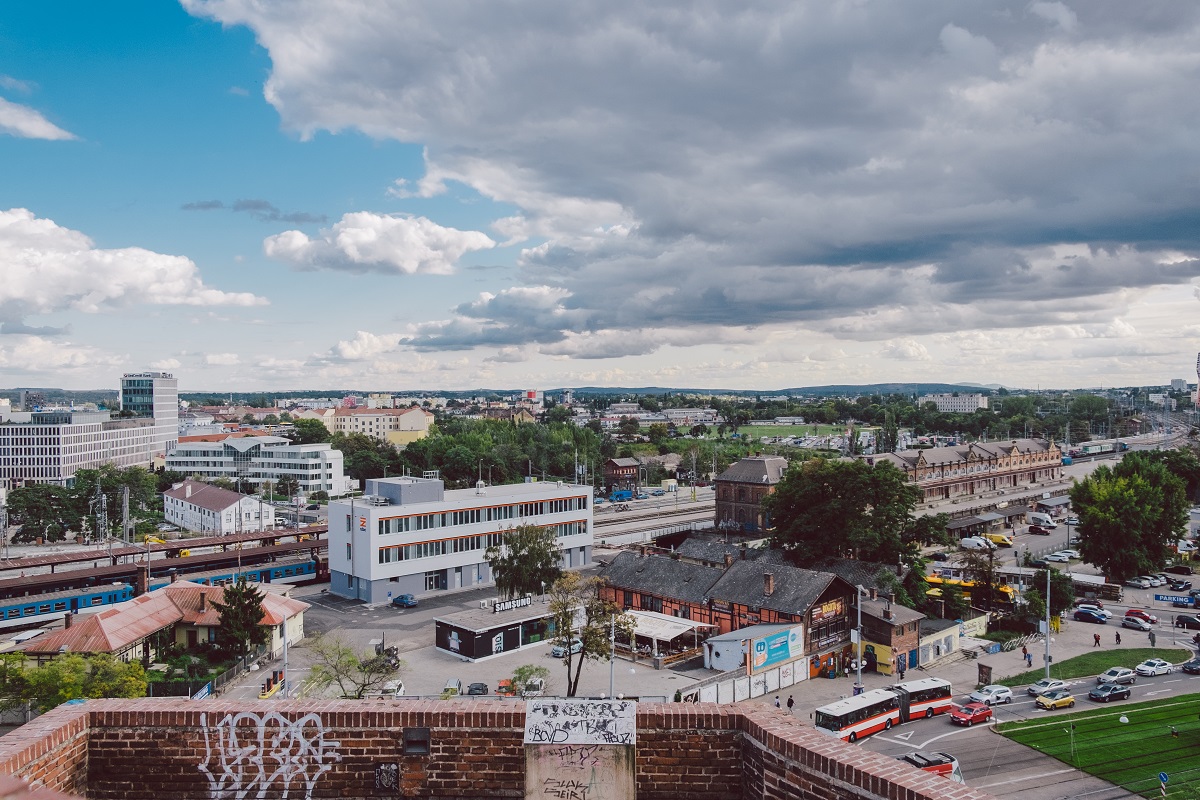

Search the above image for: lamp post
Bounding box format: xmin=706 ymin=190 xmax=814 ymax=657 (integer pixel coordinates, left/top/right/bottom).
xmin=1044 ymin=567 xmax=1052 ymax=679
xmin=609 ymin=611 xmax=616 ymax=698
xmin=855 ymin=584 xmax=866 ymax=693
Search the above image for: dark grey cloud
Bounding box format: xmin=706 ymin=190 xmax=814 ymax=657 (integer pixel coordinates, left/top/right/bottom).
xmin=187 ymin=0 xmax=1200 ymax=355
xmin=181 ymin=200 xmax=225 ymax=211
xmin=182 ymin=198 xmax=326 ymax=224
xmin=0 ymin=321 xmax=71 ymax=336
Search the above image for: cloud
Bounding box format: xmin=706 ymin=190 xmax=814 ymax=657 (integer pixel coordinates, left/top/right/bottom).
xmin=229 ymin=85 xmax=250 ymax=96
xmin=326 ymin=330 xmax=402 ymax=361
xmin=184 ymin=1 xmax=1200 ymax=360
xmin=0 ymin=97 xmax=75 ymax=140
xmin=264 ymin=211 xmax=495 ymax=274
xmin=203 ymin=353 xmax=241 ymax=366
xmin=0 ymin=321 xmax=70 ymax=336
xmin=151 ymin=358 xmax=182 ymax=370
xmin=0 ymin=208 xmax=267 ymax=328
xmin=181 ymin=198 xmax=326 ymax=224
xmin=0 ymin=75 xmax=35 ymax=94
xmin=182 ymin=200 xmax=225 ymax=211
xmin=0 ymin=335 xmax=122 ymax=372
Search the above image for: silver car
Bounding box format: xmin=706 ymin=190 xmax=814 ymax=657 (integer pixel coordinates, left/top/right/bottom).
xmin=1096 ymin=667 xmax=1136 ymax=685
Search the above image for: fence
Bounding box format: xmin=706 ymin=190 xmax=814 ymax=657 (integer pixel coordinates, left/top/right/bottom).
xmin=677 ymin=660 xmax=810 ymax=704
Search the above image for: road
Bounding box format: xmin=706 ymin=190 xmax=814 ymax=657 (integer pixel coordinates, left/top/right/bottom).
xmin=859 ymin=666 xmax=1200 ymax=800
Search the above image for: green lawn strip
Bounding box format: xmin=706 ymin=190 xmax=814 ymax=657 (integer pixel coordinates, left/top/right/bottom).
xmin=998 ymin=694 xmax=1200 ymax=798
xmin=994 ymin=647 xmax=1192 ymax=687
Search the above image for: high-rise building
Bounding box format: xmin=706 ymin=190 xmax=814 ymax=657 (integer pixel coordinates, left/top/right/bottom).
xmin=0 ymin=371 xmax=179 ymax=487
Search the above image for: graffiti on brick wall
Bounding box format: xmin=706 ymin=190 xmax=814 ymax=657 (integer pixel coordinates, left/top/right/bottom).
xmin=198 ymin=711 xmax=342 ymax=800
xmin=525 ymin=740 xmax=636 ymax=800
xmin=524 ymin=699 xmax=636 ymax=745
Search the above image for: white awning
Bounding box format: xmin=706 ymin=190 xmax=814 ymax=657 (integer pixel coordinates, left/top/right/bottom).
xmin=626 ymin=610 xmax=714 ymax=643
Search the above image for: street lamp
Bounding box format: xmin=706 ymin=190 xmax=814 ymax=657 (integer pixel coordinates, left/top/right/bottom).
xmin=854 ymin=584 xmax=867 ymax=693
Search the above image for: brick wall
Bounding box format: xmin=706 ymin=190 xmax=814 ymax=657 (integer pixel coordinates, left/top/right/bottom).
xmin=0 ymin=700 xmax=996 ymax=800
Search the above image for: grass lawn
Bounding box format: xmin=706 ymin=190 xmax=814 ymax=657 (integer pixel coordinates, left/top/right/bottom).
xmin=999 ymin=693 xmax=1200 ymax=798
xmin=995 ymin=647 xmax=1193 ymax=687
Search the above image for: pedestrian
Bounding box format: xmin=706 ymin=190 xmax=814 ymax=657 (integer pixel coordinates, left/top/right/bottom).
xmin=898 ymin=660 xmax=906 ymax=680
xmin=1149 ymin=631 xmax=1156 ymax=647
xmin=786 ymin=695 xmax=795 ymax=715
xmin=1115 ymin=632 xmax=1121 ymax=645
xmin=1025 ymin=652 xmax=1033 ymax=668
xmin=774 ymin=695 xmax=781 ymax=709
xmin=1021 ymin=645 xmax=1028 ymax=660
xmin=1093 ymin=633 xmax=1101 ymax=647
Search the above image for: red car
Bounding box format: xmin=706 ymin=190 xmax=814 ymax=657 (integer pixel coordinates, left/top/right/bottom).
xmin=1028 ymin=525 xmax=1051 ymax=536
xmin=1125 ymin=609 xmax=1158 ymax=624
xmin=949 ymin=702 xmax=993 ymax=727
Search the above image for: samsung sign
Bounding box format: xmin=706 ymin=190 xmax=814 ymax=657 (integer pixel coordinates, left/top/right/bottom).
xmin=494 ymin=595 xmax=534 ymax=613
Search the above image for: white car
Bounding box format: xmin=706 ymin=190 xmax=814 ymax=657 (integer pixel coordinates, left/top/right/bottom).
xmin=1076 ymin=603 xmax=1111 ymax=619
xmin=1058 ymin=549 xmax=1081 ymax=559
xmin=968 ymin=685 xmax=1014 ymax=706
xmin=1045 ymin=553 xmax=1071 ymax=563
xmin=1135 ymin=659 xmax=1173 ymax=676
xmin=1066 ymin=516 xmax=1080 ymax=525
xmin=1027 ymin=678 xmax=1068 ymax=696
xmin=1125 ymin=577 xmax=1151 ymax=589
xmin=1143 ymin=575 xmax=1165 ymax=587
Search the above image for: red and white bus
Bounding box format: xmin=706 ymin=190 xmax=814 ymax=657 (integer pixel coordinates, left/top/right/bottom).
xmin=813 ymin=678 xmax=953 ymax=742
xmin=898 ymin=751 xmax=963 ymax=783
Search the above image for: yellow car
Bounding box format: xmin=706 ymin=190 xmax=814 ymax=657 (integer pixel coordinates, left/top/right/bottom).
xmin=1036 ymin=690 xmax=1076 ymax=710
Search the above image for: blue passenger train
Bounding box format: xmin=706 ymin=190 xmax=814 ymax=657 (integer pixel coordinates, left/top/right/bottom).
xmin=0 ymin=584 xmax=134 ymax=631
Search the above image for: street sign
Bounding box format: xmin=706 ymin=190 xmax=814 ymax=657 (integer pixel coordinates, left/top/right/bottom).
xmin=1154 ymin=594 xmax=1191 ymax=604
xmin=1159 ymin=772 xmax=1168 ymax=784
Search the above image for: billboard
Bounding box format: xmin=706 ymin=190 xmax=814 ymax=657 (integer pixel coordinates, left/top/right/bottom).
xmin=750 ymin=626 xmax=804 ymax=674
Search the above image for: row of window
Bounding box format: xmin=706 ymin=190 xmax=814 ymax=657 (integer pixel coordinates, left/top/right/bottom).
xmin=376 ymin=496 xmax=588 ymax=535
xmin=374 ymin=522 xmax=588 ymax=565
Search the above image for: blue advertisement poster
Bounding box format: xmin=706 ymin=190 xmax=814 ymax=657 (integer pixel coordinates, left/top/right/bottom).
xmin=751 ymin=626 xmax=804 ymax=673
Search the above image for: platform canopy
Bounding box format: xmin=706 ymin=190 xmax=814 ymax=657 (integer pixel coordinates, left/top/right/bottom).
xmin=626 ymin=609 xmax=714 ymax=646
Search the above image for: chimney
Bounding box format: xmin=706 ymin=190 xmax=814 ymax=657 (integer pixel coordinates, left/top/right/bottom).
xmin=724 ymin=553 xmax=734 ymax=569
xmin=869 ymin=587 xmax=878 ymax=601
xmin=639 ymin=545 xmax=649 ymax=557
xmin=200 ymin=592 xmax=206 ymax=612
xmin=740 ymin=547 xmax=748 ymax=560
xmin=763 ymin=572 xmax=775 ymax=597
xmin=64 ymin=612 xmax=73 ymax=629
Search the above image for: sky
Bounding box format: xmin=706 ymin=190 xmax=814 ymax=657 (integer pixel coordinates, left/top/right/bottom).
xmin=2 ymin=1 xmax=1199 ymax=394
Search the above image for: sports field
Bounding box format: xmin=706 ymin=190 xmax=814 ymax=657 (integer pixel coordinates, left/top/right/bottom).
xmin=999 ymin=694 xmax=1200 ymax=798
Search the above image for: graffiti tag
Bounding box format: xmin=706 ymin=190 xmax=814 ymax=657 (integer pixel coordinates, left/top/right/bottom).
xmin=198 ymin=711 xmax=342 ymax=800
xmin=524 ymin=699 xmax=636 ymax=745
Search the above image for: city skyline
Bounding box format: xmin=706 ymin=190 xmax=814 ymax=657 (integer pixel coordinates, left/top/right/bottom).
xmin=2 ymin=2 xmax=1199 ymax=392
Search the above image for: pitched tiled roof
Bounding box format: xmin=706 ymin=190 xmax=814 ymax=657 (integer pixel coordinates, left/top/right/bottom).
xmin=870 ymin=438 xmax=1056 ymax=471
xmin=607 ymin=457 xmax=640 ymax=468
xmin=163 ymin=479 xmax=247 ymax=513
xmin=706 ymin=559 xmax=842 ymax=616
xmin=814 ymin=558 xmax=909 ymax=592
xmin=716 ymin=456 xmax=788 ymax=485
xmin=859 ymin=597 xmax=924 ymax=625
xmin=24 ymin=581 xmax=309 ymax=656
xmin=599 ymin=551 xmax=723 ymax=604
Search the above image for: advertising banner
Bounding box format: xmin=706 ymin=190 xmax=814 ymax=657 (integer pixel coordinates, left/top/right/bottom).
xmin=750 ymin=626 xmax=804 ymax=674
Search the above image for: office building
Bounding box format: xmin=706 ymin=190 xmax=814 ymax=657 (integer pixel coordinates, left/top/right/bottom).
xmin=164 ymin=436 xmax=354 ymax=497
xmin=328 ymin=476 xmax=593 ymax=604
xmin=917 ymin=392 xmax=989 ymax=413
xmin=0 ymin=371 xmax=177 ymax=487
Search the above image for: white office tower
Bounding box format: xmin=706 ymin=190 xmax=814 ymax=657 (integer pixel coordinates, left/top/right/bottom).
xmin=0 ymin=371 xmax=180 ymax=487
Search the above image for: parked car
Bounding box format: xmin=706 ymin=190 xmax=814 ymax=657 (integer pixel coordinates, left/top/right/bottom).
xmin=650 ymin=489 xmax=665 ymax=496
xmin=931 ymin=551 xmax=951 ymax=562
xmin=1174 ymin=614 xmax=1200 ymax=630
xmin=365 ymin=680 xmax=406 ymax=699
xmin=522 ymin=677 xmax=546 ymax=697
xmin=466 ymin=682 xmax=489 ymax=696
xmin=1036 ymin=690 xmax=1076 ymax=710
xmin=897 ymin=752 xmax=963 ymax=783
xmin=1125 ymin=577 xmax=1151 ymax=589
xmin=1135 ymin=659 xmax=1173 ymax=676
xmin=1125 ymin=609 xmax=1158 ymax=624
xmin=1121 ymin=617 xmax=1152 ymax=632
xmin=550 ymin=638 xmax=583 ymax=658
xmin=496 ymin=679 xmax=517 ymax=697
xmin=1168 ymin=579 xmax=1193 ymax=591
xmin=442 ymin=678 xmax=463 ymax=696
xmin=949 ymin=702 xmax=993 ymax=726
xmin=1030 ymin=558 xmax=1051 ymax=569
xmin=635 ymin=493 xmax=649 ymax=500
xmin=1172 ymin=598 xmax=1193 ymax=609
xmin=1180 ymin=659 xmax=1200 ymax=675
xmin=1096 ymin=667 xmax=1136 ymax=685
xmin=305 ymin=503 xmax=321 ymax=510
xmin=1027 ymin=525 xmax=1052 ymax=536
xmin=1046 ymin=553 xmax=1071 ymax=563
xmin=1066 ymin=516 xmax=1080 ymax=525
xmin=1058 ymin=549 xmax=1081 ymax=559
xmin=960 ymin=536 xmax=995 ymax=551
xmin=968 ymin=685 xmax=1014 ymax=706
xmin=1073 ymin=609 xmax=1106 ymax=624
xmin=392 ymin=593 xmax=419 ymax=608
xmin=1165 ymin=565 xmax=1194 ymax=575
xmin=1088 ymin=683 xmax=1131 ymax=703
xmin=1076 ymin=603 xmax=1111 ymax=619
xmin=1142 ymin=575 xmax=1165 ymax=587
xmin=1028 ymin=678 xmax=1067 ymax=696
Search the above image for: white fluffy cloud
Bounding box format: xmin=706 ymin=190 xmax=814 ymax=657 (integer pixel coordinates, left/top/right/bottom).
xmin=0 ymin=97 xmax=75 ymax=140
xmin=0 ymin=335 xmax=122 ymax=372
xmin=203 ymin=353 xmax=241 ymax=366
xmin=263 ymin=212 xmax=495 ymax=275
xmin=0 ymin=208 xmax=266 ymax=327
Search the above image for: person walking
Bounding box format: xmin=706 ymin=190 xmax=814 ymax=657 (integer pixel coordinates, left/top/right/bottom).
xmin=1025 ymin=652 xmax=1033 ymax=668
xmin=1115 ymin=631 xmax=1121 ymax=645
xmin=1093 ymin=633 xmax=1101 ymax=647
xmin=786 ymin=695 xmax=795 ymax=715
xmin=1021 ymin=645 xmax=1028 ymax=661
xmin=774 ymin=696 xmax=781 ymax=709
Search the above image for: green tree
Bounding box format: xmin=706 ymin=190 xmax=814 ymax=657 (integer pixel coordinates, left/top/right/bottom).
xmin=0 ymin=653 xmax=30 ymax=714
xmin=510 ymin=663 xmax=551 ymax=696
xmin=485 ymin=524 xmax=563 ymax=600
xmin=24 ymin=654 xmax=146 ymax=712
xmin=877 ymin=412 xmax=899 ymax=454
xmin=765 ymin=459 xmax=938 ymax=569
xmin=547 ymin=573 xmax=631 ymax=697
xmin=647 ymin=423 xmax=669 ymax=445
xmin=545 ymin=405 xmax=573 ymax=424
xmin=291 ymin=418 xmax=331 ymax=444
xmin=212 ymin=576 xmax=270 ymax=660
xmin=305 ymin=634 xmax=406 ymax=699
xmin=5 ymin=483 xmax=79 ymax=543
xmin=939 ymin=583 xmax=970 ymax=619
xmin=263 ymin=414 xmax=280 ymax=425
xmin=1070 ymin=453 xmax=1188 ymax=582
xmin=618 ymin=417 xmax=640 ymax=437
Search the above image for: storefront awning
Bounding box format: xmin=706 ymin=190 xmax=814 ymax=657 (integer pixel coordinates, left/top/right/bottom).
xmin=1038 ymin=496 xmax=1071 ymax=508
xmin=626 ymin=610 xmax=714 ymax=643
xmin=977 ymin=512 xmax=1003 ymax=523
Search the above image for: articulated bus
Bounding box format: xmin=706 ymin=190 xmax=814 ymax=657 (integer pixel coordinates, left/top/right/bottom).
xmin=813 ymin=678 xmax=954 ymax=742
xmin=925 ymin=574 xmax=1017 ymax=605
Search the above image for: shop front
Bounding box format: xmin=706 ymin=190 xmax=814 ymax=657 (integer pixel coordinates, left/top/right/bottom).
xmin=434 ymin=595 xmax=560 ymax=662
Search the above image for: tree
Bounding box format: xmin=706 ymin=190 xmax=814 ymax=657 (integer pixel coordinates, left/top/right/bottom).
xmin=291 ymin=418 xmax=331 ymax=444
xmin=957 ymin=548 xmax=1000 ymax=611
xmin=510 ymin=663 xmax=551 ymax=696
xmin=305 ymin=634 xmax=405 ymax=698
xmin=212 ymin=576 xmax=270 ymax=660
xmin=5 ymin=483 xmax=79 ymax=543
xmin=1070 ymin=453 xmax=1188 ymax=582
xmin=263 ymin=414 xmax=279 ymax=425
xmin=275 ymin=476 xmax=299 ymax=498
xmin=545 ymin=405 xmax=573 ymax=424
xmin=939 ymin=583 xmax=970 ymax=620
xmin=546 ymin=573 xmax=630 ymax=697
xmin=618 ymin=417 xmax=640 ymax=437
xmin=689 ymin=424 xmax=709 ymax=438
xmin=647 ymin=423 xmax=669 ymax=445
xmin=485 ymin=524 xmax=563 ymax=600
xmin=0 ymin=654 xmax=30 ymax=714
xmin=24 ymin=654 xmax=146 ymax=712
xmin=765 ymin=459 xmax=938 ymax=569
xmin=878 ymin=412 xmax=899 ymax=455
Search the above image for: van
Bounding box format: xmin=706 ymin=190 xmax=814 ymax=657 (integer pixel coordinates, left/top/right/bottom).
xmin=960 ymin=537 xmax=996 ymax=552
xmin=442 ymin=678 xmax=462 ymax=696
xmin=1028 ymin=512 xmax=1057 ymax=528
xmin=984 ymin=532 xmax=1013 ymax=548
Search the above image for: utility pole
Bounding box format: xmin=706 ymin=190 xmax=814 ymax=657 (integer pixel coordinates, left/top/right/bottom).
xmin=122 ymin=486 xmax=130 ymax=545
xmin=1044 ymin=568 xmax=1052 ymax=680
